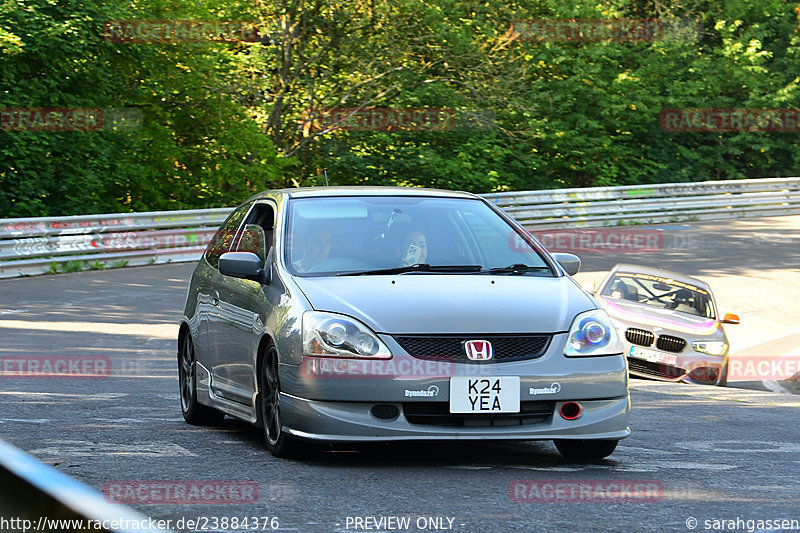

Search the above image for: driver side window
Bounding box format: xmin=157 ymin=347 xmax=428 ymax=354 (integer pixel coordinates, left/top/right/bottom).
xmin=233 ymin=203 xmax=275 ymax=261
xmin=204 ymin=203 xmax=253 ymax=269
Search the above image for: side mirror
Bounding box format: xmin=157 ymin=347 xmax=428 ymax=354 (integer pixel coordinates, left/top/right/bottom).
xmin=722 ymin=313 xmax=740 ymax=324
xmin=552 ymin=253 xmax=581 ymax=276
xmin=219 ymin=252 xmax=266 ymax=283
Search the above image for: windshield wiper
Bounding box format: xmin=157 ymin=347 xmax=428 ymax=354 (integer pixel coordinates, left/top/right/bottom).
xmin=338 ymin=264 xmax=483 ymax=276
xmin=482 ymin=264 xmax=552 ymax=275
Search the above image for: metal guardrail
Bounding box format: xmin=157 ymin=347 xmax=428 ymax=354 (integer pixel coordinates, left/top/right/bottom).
xmin=0 ymin=438 xmax=172 ymax=533
xmin=2 ymin=177 xmax=800 ymax=278
xmin=0 ymin=208 xmax=229 ymax=278
xmin=482 ymin=177 xmax=800 ymax=226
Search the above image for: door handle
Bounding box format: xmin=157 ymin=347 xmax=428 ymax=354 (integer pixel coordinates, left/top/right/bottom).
xmin=211 ymin=290 xmax=220 ymax=306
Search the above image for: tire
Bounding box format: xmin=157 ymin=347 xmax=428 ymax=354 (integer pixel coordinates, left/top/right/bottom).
xmin=259 ymin=345 xmax=308 ymax=458
xmin=554 ymin=439 xmax=619 ymax=460
xmin=179 ymin=333 xmax=225 ymax=426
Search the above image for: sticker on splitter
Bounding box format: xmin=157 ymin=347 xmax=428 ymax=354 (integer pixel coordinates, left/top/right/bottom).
xmin=529 ymin=382 xmax=561 ymax=396
xmin=404 ymin=385 xmax=440 ymax=398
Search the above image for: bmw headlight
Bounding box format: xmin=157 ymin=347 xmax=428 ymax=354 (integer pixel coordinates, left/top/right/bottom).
xmin=302 ymin=311 xmax=391 ymax=359
xmin=692 ymin=341 xmax=727 ymax=356
xmin=564 ymin=309 xmax=623 ymax=357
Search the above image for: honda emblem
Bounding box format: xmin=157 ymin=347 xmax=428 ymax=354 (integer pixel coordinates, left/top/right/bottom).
xmin=464 ymin=340 xmax=493 ymax=361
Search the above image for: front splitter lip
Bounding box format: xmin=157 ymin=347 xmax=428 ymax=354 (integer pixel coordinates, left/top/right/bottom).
xmin=284 ymin=428 xmax=632 ymax=442
xmin=278 ymin=392 xmax=631 ymax=442
xmin=629 ymin=368 xmax=688 ymax=383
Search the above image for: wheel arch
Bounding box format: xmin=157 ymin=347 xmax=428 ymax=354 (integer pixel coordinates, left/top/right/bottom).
xmin=177 ymin=321 xmax=191 ymax=361
xmin=255 ymin=334 xmax=278 ymax=391
xmin=254 ymin=334 xmax=279 ymax=428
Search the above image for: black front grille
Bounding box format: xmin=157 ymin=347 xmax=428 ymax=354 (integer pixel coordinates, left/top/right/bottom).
xmin=656 ymin=334 xmax=686 ymax=353
xmin=393 ymin=335 xmax=551 ymax=363
xmin=625 ymin=328 xmax=654 ymax=347
xmin=403 ymin=401 xmax=555 ymax=427
xmin=628 ymin=359 xmax=686 ymax=379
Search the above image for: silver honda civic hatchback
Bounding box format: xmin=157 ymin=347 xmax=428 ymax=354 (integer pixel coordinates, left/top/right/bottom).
xmin=178 ymin=187 xmax=630 ymax=459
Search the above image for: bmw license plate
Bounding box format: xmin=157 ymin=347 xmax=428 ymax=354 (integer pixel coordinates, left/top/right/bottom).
xmin=629 ymin=346 xmax=678 ymax=366
xmin=449 ymin=377 xmax=520 ymax=413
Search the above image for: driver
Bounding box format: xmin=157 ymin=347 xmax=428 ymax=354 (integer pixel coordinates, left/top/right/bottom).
xmin=670 ymin=288 xmax=695 ymax=311
xmin=293 ymin=229 xmax=332 ymax=272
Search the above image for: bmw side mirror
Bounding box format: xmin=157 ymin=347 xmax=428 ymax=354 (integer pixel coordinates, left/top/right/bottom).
xmin=722 ymin=313 xmax=740 ymax=324
xmin=553 ymin=253 xmax=581 ymax=276
xmin=219 ymin=252 xmax=266 ymax=284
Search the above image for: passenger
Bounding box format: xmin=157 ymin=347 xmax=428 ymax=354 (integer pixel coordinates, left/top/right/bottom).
xmin=398 ymin=230 xmax=428 ymax=266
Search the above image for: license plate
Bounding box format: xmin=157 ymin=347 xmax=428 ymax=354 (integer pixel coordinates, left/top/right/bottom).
xmin=629 ymin=346 xmax=678 ymax=366
xmin=449 ymin=377 xmax=520 ymax=413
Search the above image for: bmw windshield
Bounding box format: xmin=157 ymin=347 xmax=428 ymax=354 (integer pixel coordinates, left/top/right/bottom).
xmin=284 ymin=195 xmax=553 ymax=277
xmin=601 ymin=271 xmax=716 ymax=319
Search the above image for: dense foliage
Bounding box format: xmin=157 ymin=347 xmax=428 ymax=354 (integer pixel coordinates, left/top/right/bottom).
xmin=2 ymin=0 xmax=799 ymax=216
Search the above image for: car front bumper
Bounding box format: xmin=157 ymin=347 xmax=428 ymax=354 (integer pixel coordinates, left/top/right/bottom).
xmin=279 ymin=393 xmax=630 ymax=442
xmin=277 ymin=332 xmax=631 ymax=441
xmin=623 ymin=341 xmax=727 ymax=384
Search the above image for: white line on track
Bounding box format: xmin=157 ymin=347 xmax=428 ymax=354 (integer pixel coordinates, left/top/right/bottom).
xmin=28 ymin=439 xmax=197 ymax=457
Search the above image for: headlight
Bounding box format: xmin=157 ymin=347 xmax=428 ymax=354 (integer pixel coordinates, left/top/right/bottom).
xmin=564 ymin=309 xmax=623 ymax=357
xmin=302 ymin=311 xmax=391 ymax=359
xmin=692 ymin=341 xmax=727 ymax=356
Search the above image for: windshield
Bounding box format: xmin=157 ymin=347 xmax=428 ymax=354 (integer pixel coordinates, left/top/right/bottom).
xmin=284 ymin=196 xmax=552 ymax=277
xmin=600 ymin=271 xmax=715 ymax=319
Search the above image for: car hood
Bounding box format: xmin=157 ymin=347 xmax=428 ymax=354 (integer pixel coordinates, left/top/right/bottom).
xmin=599 ymin=295 xmax=722 ymax=337
xmin=292 ymin=275 xmax=595 ymax=334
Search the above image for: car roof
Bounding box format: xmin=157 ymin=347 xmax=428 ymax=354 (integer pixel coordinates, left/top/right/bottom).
xmin=610 ymin=263 xmax=712 ymax=291
xmin=250 ymin=186 xmax=479 ymax=201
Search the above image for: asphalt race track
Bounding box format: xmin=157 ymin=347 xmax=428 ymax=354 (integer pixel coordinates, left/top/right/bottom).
xmin=1 ymin=215 xmax=799 ymax=532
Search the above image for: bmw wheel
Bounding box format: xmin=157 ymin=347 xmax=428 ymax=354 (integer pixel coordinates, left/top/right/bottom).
xmin=179 ymin=333 xmax=224 ymax=425
xmin=554 ymin=439 xmax=619 ymax=460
